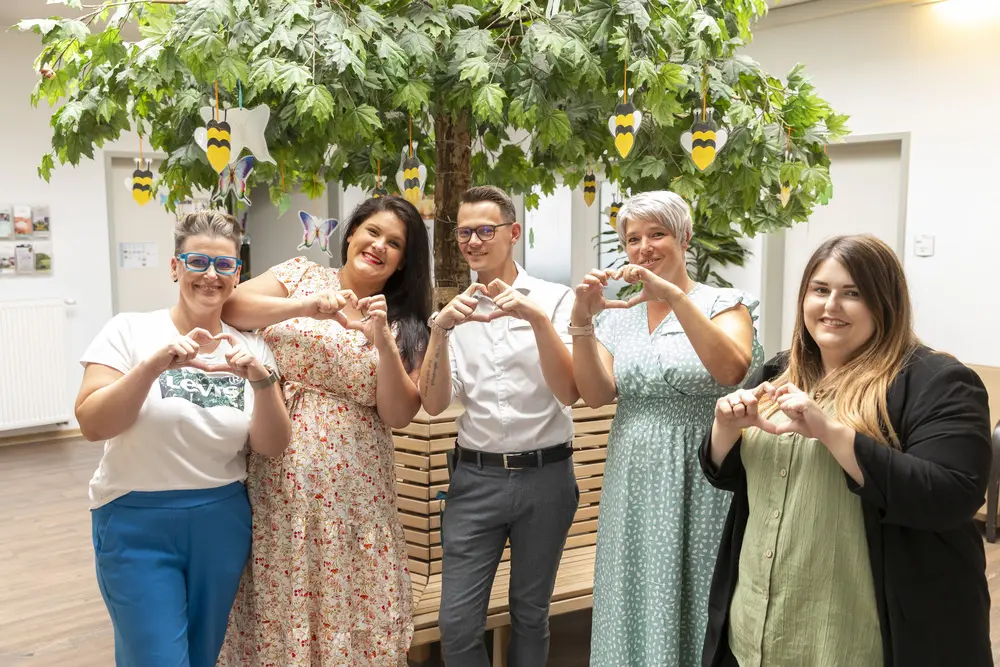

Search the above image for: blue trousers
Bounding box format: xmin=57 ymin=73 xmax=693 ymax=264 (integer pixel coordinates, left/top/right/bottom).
xmin=91 ymin=482 xmax=251 ymax=667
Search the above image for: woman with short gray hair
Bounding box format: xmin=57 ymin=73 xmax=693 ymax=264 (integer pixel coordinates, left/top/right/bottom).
xmin=571 ymin=190 xmax=764 ymax=666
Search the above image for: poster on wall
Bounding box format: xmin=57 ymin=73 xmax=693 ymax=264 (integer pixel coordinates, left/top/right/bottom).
xmin=32 ymin=206 xmax=50 ymax=238
xmin=13 ymin=205 xmax=32 ymax=239
xmin=0 ymin=243 xmax=14 ymax=273
xmin=0 ymin=203 xmax=55 ymax=276
xmin=0 ymin=205 xmax=12 ymax=239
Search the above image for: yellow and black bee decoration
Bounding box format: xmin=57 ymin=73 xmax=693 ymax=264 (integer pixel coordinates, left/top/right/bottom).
xmin=125 ymin=157 xmax=154 ymax=206
xmin=609 ymin=199 xmax=622 ymax=231
xmin=204 ymin=118 xmax=232 ymax=173
xmin=608 ymin=89 xmax=642 ymax=159
xmin=681 ymin=108 xmax=728 ymax=171
xmin=395 ymin=142 xmax=427 ymax=207
xmin=583 ymin=166 xmax=596 ymax=207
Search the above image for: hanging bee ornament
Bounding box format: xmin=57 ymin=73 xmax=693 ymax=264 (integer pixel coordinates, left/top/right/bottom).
xmin=780 ymin=186 xmax=792 ymax=208
xmin=203 ymin=118 xmax=232 ymax=173
xmin=395 ymin=142 xmax=427 ymax=207
xmin=125 ymin=157 xmax=154 ymax=206
xmin=608 ymin=88 xmax=642 ymax=159
xmin=583 ymin=166 xmax=596 ymax=207
xmin=681 ymin=108 xmax=728 ymax=171
xmin=609 ymin=198 xmax=622 ymax=231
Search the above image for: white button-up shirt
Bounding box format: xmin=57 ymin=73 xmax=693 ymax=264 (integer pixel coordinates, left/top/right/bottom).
xmin=449 ymin=263 xmax=575 ymax=453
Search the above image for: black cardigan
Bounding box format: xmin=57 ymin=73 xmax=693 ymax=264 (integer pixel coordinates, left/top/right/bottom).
xmin=699 ymin=346 xmax=993 ymax=667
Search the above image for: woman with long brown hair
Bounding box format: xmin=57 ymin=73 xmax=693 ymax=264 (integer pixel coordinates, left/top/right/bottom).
xmin=700 ymin=234 xmax=991 ymax=667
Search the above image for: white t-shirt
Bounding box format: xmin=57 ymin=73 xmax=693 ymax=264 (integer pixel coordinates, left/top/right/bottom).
xmin=80 ymin=310 xmax=276 ymax=508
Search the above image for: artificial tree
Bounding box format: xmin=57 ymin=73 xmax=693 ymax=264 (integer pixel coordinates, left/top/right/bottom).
xmin=20 ymin=0 xmax=847 ymax=304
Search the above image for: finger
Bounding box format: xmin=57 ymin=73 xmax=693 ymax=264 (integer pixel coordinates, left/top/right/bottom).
xmin=731 ymin=402 xmax=747 ymax=418
xmin=754 ymin=415 xmax=781 ymax=435
xmin=465 ymin=312 xmax=493 ymax=323
xmin=582 ymin=276 xmax=604 ymax=289
xmin=716 ymin=399 xmax=734 ymax=420
xmin=463 ymin=282 xmax=486 ymax=297
xmin=458 ymin=295 xmax=480 ymax=309
xmin=177 ymin=340 xmax=198 ymax=359
xmin=185 ymin=327 xmax=214 ymax=345
xmin=624 ymin=291 xmax=648 ymax=308
xmin=772 ymin=385 xmax=793 ymax=400
xmin=214 ymin=332 xmax=239 ymax=347
xmin=487 ymin=279 xmax=510 ymax=298
xmin=487 ymin=309 xmax=509 ymax=321
xmin=588 ymin=269 xmax=610 ymax=286
xmin=454 ymin=302 xmax=475 ymax=317
xmin=338 ymin=289 xmax=359 ymax=307
xmin=751 ymin=382 xmax=773 ymax=399
xmin=604 ymin=299 xmax=631 ymax=309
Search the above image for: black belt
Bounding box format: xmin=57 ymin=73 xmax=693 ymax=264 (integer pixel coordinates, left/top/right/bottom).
xmin=454 ymin=442 xmax=573 ymax=469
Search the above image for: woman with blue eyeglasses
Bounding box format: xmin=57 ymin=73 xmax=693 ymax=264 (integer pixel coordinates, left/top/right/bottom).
xmin=74 ymin=210 xmax=292 ymax=667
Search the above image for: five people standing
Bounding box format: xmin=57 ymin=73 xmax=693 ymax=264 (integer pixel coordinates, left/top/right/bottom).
xmin=78 ymin=189 xmax=992 ymax=667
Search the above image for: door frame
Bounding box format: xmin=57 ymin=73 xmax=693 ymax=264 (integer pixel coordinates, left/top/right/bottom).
xmin=757 ymin=131 xmax=912 ymax=356
xmin=103 ymin=150 xmax=169 ymax=315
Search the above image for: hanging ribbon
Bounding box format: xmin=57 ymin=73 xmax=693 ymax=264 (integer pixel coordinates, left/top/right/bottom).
xmin=408 ymin=113 xmax=414 ymax=159
xmin=237 ymin=79 xmax=243 ymax=109
xmin=214 ymin=80 xmax=219 ymax=121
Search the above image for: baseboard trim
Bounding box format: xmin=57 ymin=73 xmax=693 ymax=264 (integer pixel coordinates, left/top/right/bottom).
xmin=0 ymin=428 xmax=83 ymax=448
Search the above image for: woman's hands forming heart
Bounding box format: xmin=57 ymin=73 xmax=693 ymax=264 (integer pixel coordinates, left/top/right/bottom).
xmin=715 ymin=382 xmax=837 ymax=441
xmin=151 ymin=329 xmax=268 ymax=382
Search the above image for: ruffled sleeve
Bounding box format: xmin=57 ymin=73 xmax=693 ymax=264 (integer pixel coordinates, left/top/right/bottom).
xmin=269 ymin=256 xmax=314 ymax=298
xmin=594 ymin=308 xmax=622 ymax=356
xmin=707 ymin=287 xmax=763 ymax=387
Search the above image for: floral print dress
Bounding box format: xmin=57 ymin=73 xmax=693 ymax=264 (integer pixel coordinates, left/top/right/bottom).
xmin=219 ymin=257 xmax=412 ymax=666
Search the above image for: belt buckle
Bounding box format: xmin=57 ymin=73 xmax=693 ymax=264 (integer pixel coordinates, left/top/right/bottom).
xmin=503 ymin=453 xmax=513 ymax=470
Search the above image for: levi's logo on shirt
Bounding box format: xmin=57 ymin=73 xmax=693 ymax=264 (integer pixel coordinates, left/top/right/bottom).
xmin=159 ymin=369 xmax=246 ymax=411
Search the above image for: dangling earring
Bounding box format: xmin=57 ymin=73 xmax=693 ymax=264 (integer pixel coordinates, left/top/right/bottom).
xmin=173 ymin=277 xmax=178 ymax=283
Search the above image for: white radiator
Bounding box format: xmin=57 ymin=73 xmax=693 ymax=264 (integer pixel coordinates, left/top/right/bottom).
xmin=0 ymin=299 xmax=74 ymax=432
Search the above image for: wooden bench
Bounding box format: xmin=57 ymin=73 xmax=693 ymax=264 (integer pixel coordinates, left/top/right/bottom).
xmin=392 ymin=402 xmax=615 ymax=665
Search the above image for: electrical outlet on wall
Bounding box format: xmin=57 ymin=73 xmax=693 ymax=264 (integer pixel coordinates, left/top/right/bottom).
xmin=914 ymin=234 xmax=935 ymax=257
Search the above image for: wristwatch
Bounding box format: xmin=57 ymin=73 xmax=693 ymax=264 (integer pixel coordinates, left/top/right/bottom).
xmin=428 ymin=311 xmax=454 ymax=337
xmin=249 ymin=366 xmax=279 ymax=390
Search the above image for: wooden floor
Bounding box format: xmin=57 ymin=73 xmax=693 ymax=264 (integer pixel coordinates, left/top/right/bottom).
xmin=1 ymin=438 xmax=998 ymax=666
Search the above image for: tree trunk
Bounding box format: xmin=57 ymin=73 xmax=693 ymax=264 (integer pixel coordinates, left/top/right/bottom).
xmin=432 ymin=110 xmax=472 ymax=310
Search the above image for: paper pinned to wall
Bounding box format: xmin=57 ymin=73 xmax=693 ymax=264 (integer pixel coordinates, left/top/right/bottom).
xmin=119 ymin=242 xmax=158 ymax=269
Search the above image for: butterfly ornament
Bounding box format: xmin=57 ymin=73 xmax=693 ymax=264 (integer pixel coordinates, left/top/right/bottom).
xmin=297 ymin=211 xmax=339 ymax=258
xmin=216 ymin=156 xmax=256 ymax=207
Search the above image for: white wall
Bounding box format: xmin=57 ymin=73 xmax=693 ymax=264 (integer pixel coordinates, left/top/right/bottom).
xmin=744 ymin=0 xmax=1000 ymax=366
xmin=0 ymin=31 xmax=132 ymax=432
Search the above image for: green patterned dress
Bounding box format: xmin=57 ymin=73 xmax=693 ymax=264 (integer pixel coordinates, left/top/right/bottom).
xmin=590 ymin=285 xmax=764 ymax=667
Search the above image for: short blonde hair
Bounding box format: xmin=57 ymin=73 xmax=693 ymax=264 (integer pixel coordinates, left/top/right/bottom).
xmin=616 ymin=191 xmax=692 ymax=246
xmin=173 ymin=210 xmax=242 ymax=254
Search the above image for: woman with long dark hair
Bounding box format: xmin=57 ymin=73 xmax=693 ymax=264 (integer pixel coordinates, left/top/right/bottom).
xmin=701 ymin=234 xmax=991 ymax=667
xmin=217 ymin=195 xmax=432 ymax=666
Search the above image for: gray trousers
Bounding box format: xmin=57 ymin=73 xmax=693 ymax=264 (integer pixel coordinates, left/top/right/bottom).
xmin=438 ymin=450 xmax=579 ymax=667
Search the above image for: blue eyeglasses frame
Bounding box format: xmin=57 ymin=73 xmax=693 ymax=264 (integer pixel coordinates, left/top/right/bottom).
xmin=176 ymin=252 xmax=243 ymax=275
